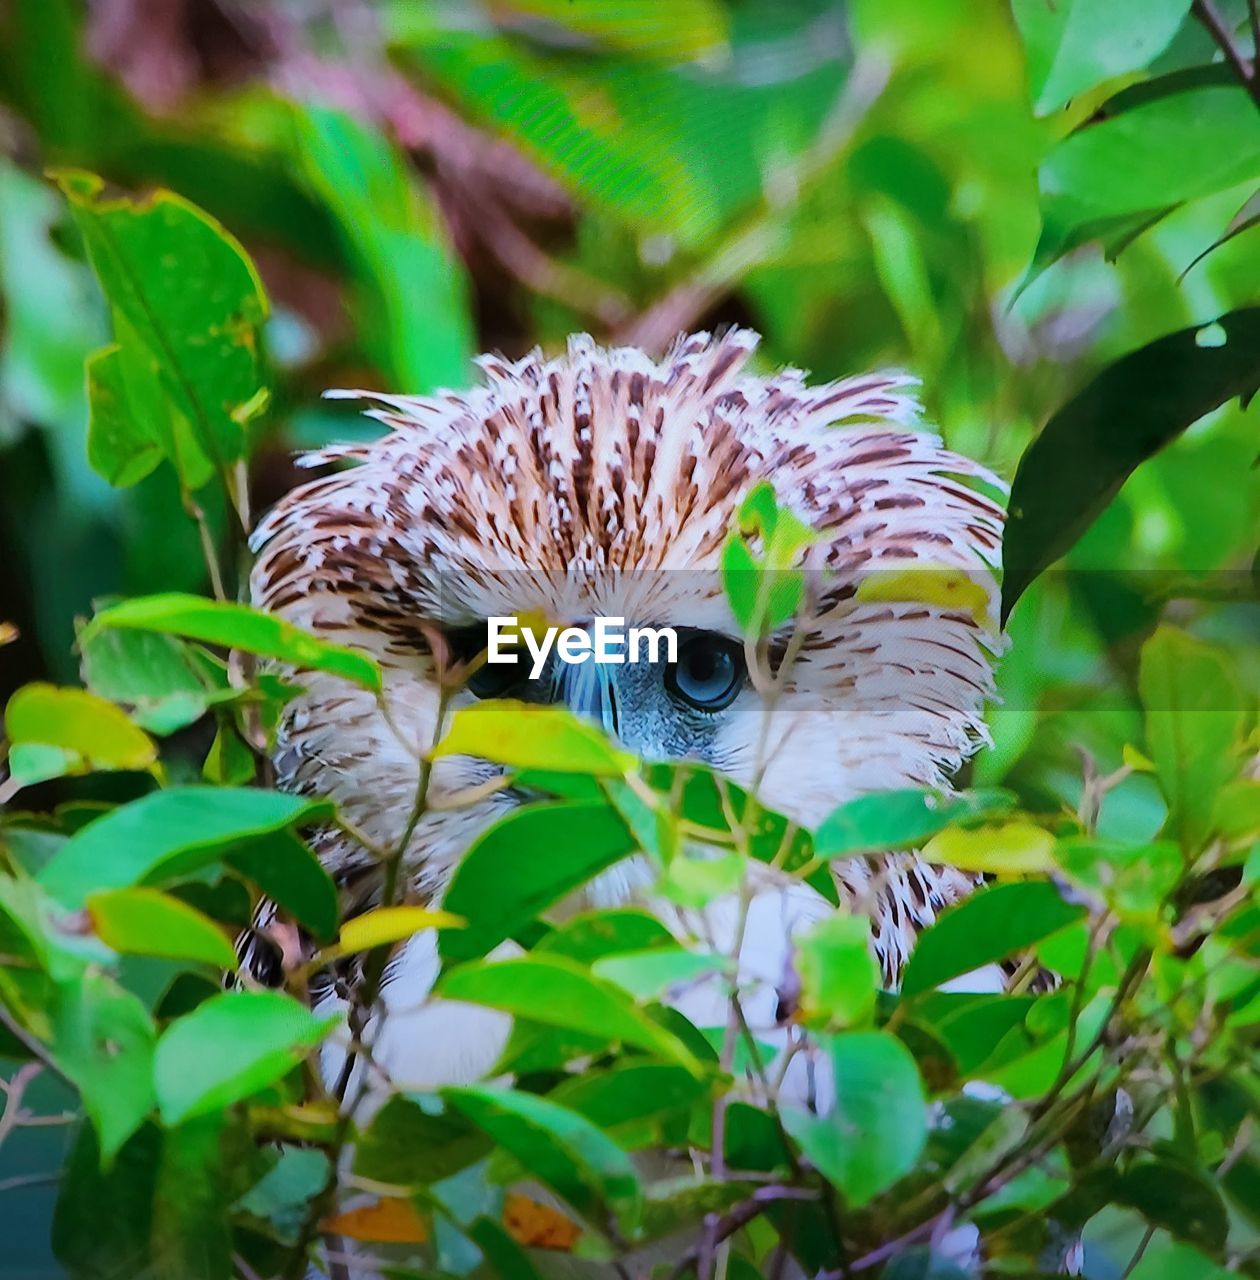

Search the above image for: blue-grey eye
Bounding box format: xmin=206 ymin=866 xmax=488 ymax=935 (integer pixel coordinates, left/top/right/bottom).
xmin=666 ymin=632 xmax=745 ymax=712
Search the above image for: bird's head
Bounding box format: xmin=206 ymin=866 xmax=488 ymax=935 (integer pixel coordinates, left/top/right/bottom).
xmin=251 ymin=329 xmax=1004 ymax=886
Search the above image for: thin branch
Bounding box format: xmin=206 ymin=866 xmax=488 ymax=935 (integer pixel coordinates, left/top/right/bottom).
xmin=282 ymin=686 xmax=452 ymax=1280
xmin=0 ymin=1005 xmax=68 ymax=1087
xmin=181 ymin=490 xmax=228 ymax=602
xmin=1122 ymin=1226 xmax=1156 ymax=1279
xmin=667 ymin=1188 xmax=817 ymax=1280
xmin=233 ymin=1252 xmax=264 ymax=1280
xmin=0 ymin=774 xmax=21 ymax=809
xmin=824 ymin=1208 xmax=949 ymax=1276
xmin=1192 ymin=0 xmax=1260 ymax=105
xmin=0 ymin=1063 xmax=42 ymax=1149
xmin=0 ymin=1171 xmax=59 ymax=1194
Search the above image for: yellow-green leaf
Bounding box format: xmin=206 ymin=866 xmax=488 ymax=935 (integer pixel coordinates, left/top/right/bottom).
xmin=432 ymin=702 xmax=635 ymax=776
xmin=335 ymin=906 xmax=464 ymax=956
xmin=4 ymin=684 xmax=157 ymax=780
xmin=88 ymin=887 xmax=238 ymax=970
xmin=921 ymin=822 xmax=1056 ymax=875
xmin=855 ymin=566 xmax=992 ymax=628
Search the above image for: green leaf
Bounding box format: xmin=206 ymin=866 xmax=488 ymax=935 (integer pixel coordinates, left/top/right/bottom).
xmin=1012 ymin=0 xmax=1191 ymax=116
xmin=881 ymin=1249 xmax=971 ymax=1280
xmin=335 ymin=905 xmax=463 ymax=955
xmin=1031 ymin=87 xmax=1260 ymax=272
xmin=941 ymin=1095 xmax=1031 ymax=1195
xmin=781 ymin=1032 xmax=927 ymax=1207
xmin=39 ymin=786 xmax=326 ymax=908
xmin=1180 ymin=188 xmax=1260 ymax=279
xmin=85 ymin=342 xmax=163 ymax=486
xmin=0 ymin=155 xmax=103 ymax=430
xmin=902 ymin=882 xmax=1085 ymax=998
xmin=920 ymin=822 xmax=1057 ymax=876
xmin=202 ymin=722 xmax=255 ymax=785
xmin=54 ymin=169 xmax=269 ymax=475
xmin=1002 ymin=309 xmax=1260 ymax=618
xmin=154 ymin=990 xmax=335 ymax=1124
xmin=53 ymin=1124 xmax=160 ymax=1277
xmin=1139 ymin=627 xmax=1245 ymax=852
xmin=467 ymin=1216 xmax=545 ymax=1280
xmin=795 ymin=914 xmax=879 ymax=1028
xmin=1054 ymin=838 xmax=1182 ymax=921
xmin=658 ymin=848 xmax=745 ymax=908
xmin=433 ymin=701 xmax=636 ymax=775
xmin=644 ymin=762 xmax=833 ymax=901
xmin=88 ymin=886 xmax=237 ymax=970
xmin=82 ymin=594 xmax=382 ymax=692
xmin=354 ymin=1095 xmax=491 ymax=1186
xmin=290 ymin=105 xmax=472 ymax=390
xmin=80 ymin=624 xmax=225 ymax=735
xmin=815 ymin=788 xmax=1014 ymax=858
xmin=225 ymin=830 xmax=339 ymax=941
xmin=439 ymin=801 xmax=637 ymax=964
xmin=910 ymin=992 xmax=1039 ymax=1076
xmin=4 ymin=682 xmax=157 ymax=780
xmin=1128 ymin=1241 xmax=1233 ymax=1280
xmin=436 ymin=954 xmax=702 ymax=1071
xmin=1117 ymin=1160 xmax=1229 ymax=1253
xmin=720 ymin=482 xmax=817 ymax=634
xmin=443 ymin=1085 xmax=641 ymax=1234
xmin=151 ymin=1113 xmax=238 ymax=1280
xmin=5 ymin=743 xmax=80 ymax=788
xmin=592 ymin=947 xmax=727 ymax=1001
xmin=235 ymin=1145 xmax=330 ymax=1246
xmin=548 ymin=1062 xmax=708 ymax=1144
xmin=52 ymin=973 xmax=157 ymax=1161
xmin=537 ymin=908 xmax=677 ymax=965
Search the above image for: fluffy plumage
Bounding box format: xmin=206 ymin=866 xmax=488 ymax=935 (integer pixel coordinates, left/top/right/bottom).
xmin=250 ymin=328 xmax=1005 ymax=1015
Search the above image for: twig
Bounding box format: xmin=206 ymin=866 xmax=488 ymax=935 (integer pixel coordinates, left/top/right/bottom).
xmin=181 ymin=490 xmax=228 ymax=602
xmin=233 ymin=1252 xmax=264 ymax=1280
xmin=1191 ymin=0 xmax=1260 ymax=105
xmin=282 ymin=687 xmax=451 ymax=1280
xmin=821 ymin=1207 xmax=950 ymax=1276
xmin=0 ymin=1171 xmax=59 ymax=1194
xmin=0 ymin=774 xmax=21 ymax=809
xmin=667 ymin=1187 xmax=817 ymax=1280
xmin=0 ymin=1005 xmax=68 ymax=1087
xmin=0 ymin=1063 xmax=41 ymax=1149
xmin=1122 ymin=1226 xmax=1156 ymax=1279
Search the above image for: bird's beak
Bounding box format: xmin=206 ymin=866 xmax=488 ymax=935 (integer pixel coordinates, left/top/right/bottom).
xmin=555 ymin=654 xmax=621 ymax=741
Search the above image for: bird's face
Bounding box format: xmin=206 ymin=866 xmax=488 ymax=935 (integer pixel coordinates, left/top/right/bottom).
xmin=251 ymin=330 xmax=1005 ymax=897
xmin=455 ymin=619 xmax=748 ymax=761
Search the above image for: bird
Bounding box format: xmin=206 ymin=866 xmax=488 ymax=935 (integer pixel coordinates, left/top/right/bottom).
xmin=246 ymin=325 xmax=1005 ymax=1099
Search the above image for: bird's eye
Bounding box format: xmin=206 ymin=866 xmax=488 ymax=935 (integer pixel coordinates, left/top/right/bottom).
xmin=665 ymin=632 xmax=745 ymax=712
xmin=443 ymin=625 xmax=524 ymax=700
xmin=466 ymin=655 xmax=525 ymax=700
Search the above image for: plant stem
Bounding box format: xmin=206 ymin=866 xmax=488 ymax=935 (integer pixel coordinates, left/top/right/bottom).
xmin=182 ymin=490 xmax=228 ymax=602
xmin=1192 ymin=0 xmax=1260 ymax=105
xmin=282 ymin=688 xmax=450 ymax=1280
